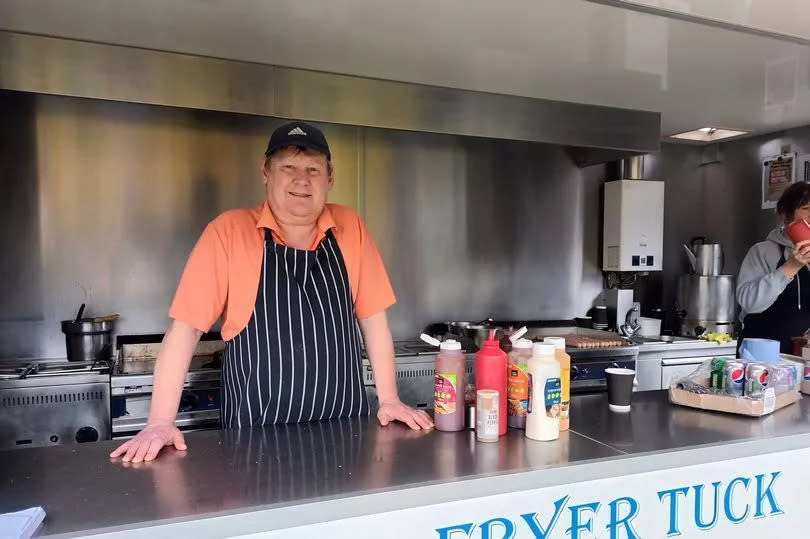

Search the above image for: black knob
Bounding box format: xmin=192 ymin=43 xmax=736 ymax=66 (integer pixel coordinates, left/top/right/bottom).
xmin=50 ymin=435 xmax=59 ymax=443
xmin=571 ymin=366 xmax=580 ymax=379
xmin=179 ymin=393 xmax=199 ymax=413
xmin=75 ymin=427 xmax=99 ymax=443
xmin=695 ymin=326 xmax=706 ymax=337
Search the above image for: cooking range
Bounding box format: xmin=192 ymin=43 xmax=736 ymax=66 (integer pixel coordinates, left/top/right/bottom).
xmin=110 ymin=334 xmax=224 ymax=438
xmin=0 ymin=360 xmax=111 ymax=450
xmin=515 ymin=323 xmax=638 ymax=393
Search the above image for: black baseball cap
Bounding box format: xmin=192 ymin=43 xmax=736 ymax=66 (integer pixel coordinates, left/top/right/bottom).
xmin=264 ymin=121 xmax=331 ymax=161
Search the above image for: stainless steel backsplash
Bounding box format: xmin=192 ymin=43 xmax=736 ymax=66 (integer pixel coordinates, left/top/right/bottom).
xmin=0 ymin=90 xmax=605 ymax=359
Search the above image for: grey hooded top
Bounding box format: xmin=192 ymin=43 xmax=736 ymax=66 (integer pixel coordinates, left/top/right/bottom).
xmin=736 ymin=228 xmax=802 ymax=322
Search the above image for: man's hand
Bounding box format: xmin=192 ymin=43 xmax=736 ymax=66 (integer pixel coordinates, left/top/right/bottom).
xmin=784 ymin=240 xmax=810 ymax=277
xmin=377 ymin=400 xmax=434 ymax=430
xmin=109 ymin=421 xmax=187 ymax=463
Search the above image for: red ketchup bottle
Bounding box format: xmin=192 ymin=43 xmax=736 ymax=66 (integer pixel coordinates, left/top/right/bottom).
xmin=475 ymin=330 xmax=508 ymax=436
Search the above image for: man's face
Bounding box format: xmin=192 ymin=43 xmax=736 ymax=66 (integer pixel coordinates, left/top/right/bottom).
xmin=262 ymin=146 xmax=333 ymax=223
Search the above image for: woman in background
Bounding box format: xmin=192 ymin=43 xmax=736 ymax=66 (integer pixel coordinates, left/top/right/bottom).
xmin=737 ymin=182 xmax=810 ymax=353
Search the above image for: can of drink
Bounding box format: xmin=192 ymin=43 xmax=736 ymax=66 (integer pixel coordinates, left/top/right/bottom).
xmin=787 ymin=364 xmax=799 ymax=390
xmin=476 ymin=390 xmax=499 ymax=442
xmin=745 ymin=363 xmax=769 ymax=398
xmin=772 ymin=363 xmax=799 ymax=392
xmin=723 ymin=360 xmax=745 ymax=396
xmin=710 ymin=358 xmax=727 ymax=389
xmin=802 ymin=360 xmax=810 ymax=395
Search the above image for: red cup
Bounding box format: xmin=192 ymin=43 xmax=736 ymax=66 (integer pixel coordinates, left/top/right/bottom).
xmin=785 ymin=218 xmax=810 ymax=245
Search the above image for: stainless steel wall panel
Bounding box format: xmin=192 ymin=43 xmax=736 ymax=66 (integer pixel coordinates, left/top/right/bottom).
xmin=0 ymin=90 xmax=607 ymax=358
xmin=0 ymin=91 xmax=360 ymax=360
xmin=362 ymin=128 xmax=605 ymax=339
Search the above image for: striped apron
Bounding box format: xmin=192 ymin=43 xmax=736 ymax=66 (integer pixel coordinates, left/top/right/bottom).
xmin=220 ymin=229 xmax=368 ymax=428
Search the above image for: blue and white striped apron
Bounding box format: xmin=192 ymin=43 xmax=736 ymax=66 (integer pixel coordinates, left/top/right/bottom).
xmin=220 ymin=229 xmax=368 ymax=428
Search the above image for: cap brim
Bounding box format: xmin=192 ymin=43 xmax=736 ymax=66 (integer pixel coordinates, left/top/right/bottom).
xmin=265 ymin=140 xmax=330 ymax=160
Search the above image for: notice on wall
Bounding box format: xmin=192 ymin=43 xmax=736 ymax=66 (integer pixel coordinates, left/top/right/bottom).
xmin=247 ymin=447 xmax=808 ymax=539
xmin=762 ymin=153 xmax=796 ymax=209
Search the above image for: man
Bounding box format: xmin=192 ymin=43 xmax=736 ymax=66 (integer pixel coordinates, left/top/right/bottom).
xmin=111 ymin=121 xmax=433 ymax=463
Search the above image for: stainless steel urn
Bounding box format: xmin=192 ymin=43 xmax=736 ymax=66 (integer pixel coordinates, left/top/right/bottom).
xmin=676 ymin=274 xmax=736 ymax=337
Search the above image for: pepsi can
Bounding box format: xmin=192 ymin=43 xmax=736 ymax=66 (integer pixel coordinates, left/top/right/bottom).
xmin=745 ymin=363 xmax=769 ymax=398
xmin=723 ymin=360 xmax=745 ymax=396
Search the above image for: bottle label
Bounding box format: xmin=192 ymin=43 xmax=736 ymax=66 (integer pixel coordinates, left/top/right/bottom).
xmin=507 ymin=362 xmax=529 ymax=418
xmin=560 ymin=367 xmax=570 ymax=422
xmin=545 ymin=378 xmax=561 ymax=419
xmin=434 ymin=373 xmax=458 ymax=415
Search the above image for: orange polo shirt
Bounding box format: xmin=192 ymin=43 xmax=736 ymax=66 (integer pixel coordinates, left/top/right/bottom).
xmin=169 ymin=202 xmax=396 ymax=341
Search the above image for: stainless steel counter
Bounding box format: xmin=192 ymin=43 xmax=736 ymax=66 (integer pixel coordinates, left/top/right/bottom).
xmin=3 ymin=391 xmax=810 ymax=538
xmin=570 ymin=390 xmax=810 ymax=453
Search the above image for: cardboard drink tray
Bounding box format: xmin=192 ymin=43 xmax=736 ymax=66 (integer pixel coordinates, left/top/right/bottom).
xmin=669 ymin=387 xmax=799 ymax=417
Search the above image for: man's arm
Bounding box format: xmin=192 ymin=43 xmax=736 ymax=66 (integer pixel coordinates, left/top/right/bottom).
xmin=109 ymin=319 xmax=202 ymax=462
xmin=146 ymin=320 xmax=203 ymax=423
xmin=359 ymin=310 xmax=433 ymax=430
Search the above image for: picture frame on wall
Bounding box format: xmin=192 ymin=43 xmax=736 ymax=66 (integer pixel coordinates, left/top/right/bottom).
xmin=762 ymin=153 xmax=796 ymax=209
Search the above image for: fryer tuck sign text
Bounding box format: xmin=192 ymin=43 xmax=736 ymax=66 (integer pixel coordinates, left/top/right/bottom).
xmin=249 ymin=448 xmax=809 ymax=538
xmin=435 ymin=472 xmax=782 ymax=538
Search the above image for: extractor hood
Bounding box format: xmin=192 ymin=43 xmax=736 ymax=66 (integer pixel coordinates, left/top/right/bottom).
xmin=0 ymin=31 xmax=660 ymax=165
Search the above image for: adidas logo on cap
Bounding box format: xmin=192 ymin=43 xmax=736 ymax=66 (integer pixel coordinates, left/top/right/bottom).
xmin=288 ymin=126 xmax=308 ymax=136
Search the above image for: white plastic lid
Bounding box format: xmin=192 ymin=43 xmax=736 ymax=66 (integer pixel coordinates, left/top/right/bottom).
xmin=544 ymin=337 xmax=566 ymax=350
xmin=532 ymin=343 xmax=556 ymax=358
xmin=440 ymin=339 xmax=462 ymax=351
xmin=513 ymin=338 xmax=533 ymax=349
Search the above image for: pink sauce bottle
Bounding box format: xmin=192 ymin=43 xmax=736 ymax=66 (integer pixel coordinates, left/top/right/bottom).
xmin=433 ymin=339 xmax=466 ymax=432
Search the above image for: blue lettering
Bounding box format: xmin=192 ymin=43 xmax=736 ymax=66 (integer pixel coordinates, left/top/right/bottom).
xmin=657 ymin=486 xmax=690 ymax=536
xmin=480 ymin=518 xmax=515 ymax=539
xmin=567 ymin=502 xmax=600 ymax=539
xmin=607 ymin=497 xmax=641 ymax=539
xmin=754 ymin=472 xmax=783 ymax=518
xmin=692 ymin=482 xmax=721 ymax=530
xmin=723 ymin=477 xmax=751 ymax=524
xmin=436 ymin=523 xmax=474 ymax=539
xmin=520 ymin=495 xmax=569 ymax=539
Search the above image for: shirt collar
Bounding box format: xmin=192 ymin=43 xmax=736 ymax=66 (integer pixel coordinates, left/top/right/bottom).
xmin=256 ymin=201 xmax=336 ymax=239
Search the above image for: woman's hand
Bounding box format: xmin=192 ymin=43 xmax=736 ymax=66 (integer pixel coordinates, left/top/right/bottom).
xmin=784 ymin=240 xmax=810 ymax=277
xmin=377 ymin=400 xmax=434 ymax=430
xmin=109 ymin=421 xmax=187 ymax=463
